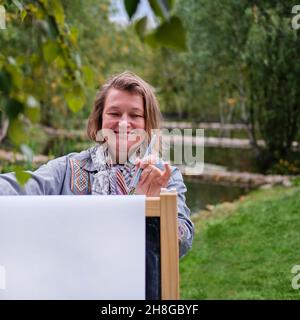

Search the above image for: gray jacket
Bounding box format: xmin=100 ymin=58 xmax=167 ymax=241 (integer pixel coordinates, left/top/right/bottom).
xmin=0 ymin=147 xmax=194 ymax=258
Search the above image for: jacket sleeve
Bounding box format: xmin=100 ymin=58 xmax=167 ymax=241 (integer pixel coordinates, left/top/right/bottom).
xmin=0 ymin=156 xmax=67 ymax=195
xmin=167 ymin=166 xmax=194 ymax=258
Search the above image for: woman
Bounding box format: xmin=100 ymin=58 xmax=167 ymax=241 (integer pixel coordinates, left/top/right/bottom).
xmin=0 ymin=71 xmax=194 ymax=299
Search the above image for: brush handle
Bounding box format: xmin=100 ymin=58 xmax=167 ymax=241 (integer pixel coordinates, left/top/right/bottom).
xmin=129 ymin=134 xmax=157 ymax=194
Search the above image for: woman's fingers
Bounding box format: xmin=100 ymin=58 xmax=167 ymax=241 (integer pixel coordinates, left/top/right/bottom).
xmin=136 ymin=155 xmax=157 ymax=169
xmin=134 ymin=157 xmax=172 ymax=195
xmin=138 ymin=167 xmax=151 ymax=185
xmin=160 ymin=163 xmax=172 ymax=182
xmin=139 ymin=165 xmax=161 ymax=185
xmin=139 ymin=163 xmax=171 ymax=186
xmin=135 ymin=161 xmax=172 ymax=196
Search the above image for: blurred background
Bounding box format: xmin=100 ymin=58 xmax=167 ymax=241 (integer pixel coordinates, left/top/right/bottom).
xmin=1 ymin=0 xmax=300 ymax=299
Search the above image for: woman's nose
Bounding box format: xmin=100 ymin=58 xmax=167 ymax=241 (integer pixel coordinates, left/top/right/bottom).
xmin=118 ymin=119 xmax=129 ymax=131
xmin=120 ymin=113 xmax=128 ymax=121
xmin=118 ymin=114 xmax=131 ymax=128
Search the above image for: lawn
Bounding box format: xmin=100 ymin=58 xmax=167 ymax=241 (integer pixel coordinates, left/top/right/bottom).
xmin=180 ymin=183 xmax=300 ymax=299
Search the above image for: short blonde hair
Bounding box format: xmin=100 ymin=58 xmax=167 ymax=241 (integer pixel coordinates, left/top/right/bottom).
xmin=87 ymin=71 xmax=162 ymax=143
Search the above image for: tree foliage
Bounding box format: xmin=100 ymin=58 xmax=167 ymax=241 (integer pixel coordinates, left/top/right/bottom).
xmin=0 ymin=0 xmax=188 ymax=183
xmin=0 ymin=0 xmax=95 ymax=146
xmin=245 ymin=2 xmax=300 ymax=171
xmin=1 ymin=0 xmax=299 ymax=175
xmin=127 ymin=0 xmax=187 ymax=51
xmin=155 ymin=0 xmax=300 ymax=172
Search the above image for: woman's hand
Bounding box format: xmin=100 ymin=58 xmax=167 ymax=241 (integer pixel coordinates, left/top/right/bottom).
xmin=134 ymin=156 xmax=172 ymax=197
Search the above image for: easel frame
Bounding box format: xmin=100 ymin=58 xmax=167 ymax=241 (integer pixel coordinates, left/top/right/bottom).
xmin=145 ymin=188 xmax=179 ymax=300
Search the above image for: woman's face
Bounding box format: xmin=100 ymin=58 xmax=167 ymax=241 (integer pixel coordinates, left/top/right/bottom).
xmin=102 ymin=88 xmax=146 ymax=163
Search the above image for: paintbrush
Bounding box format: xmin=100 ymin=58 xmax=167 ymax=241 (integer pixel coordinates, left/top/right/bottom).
xmin=128 ymin=134 xmax=157 ymax=195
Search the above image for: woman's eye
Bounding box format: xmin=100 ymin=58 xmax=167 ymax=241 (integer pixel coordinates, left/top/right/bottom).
xmin=109 ymin=113 xmax=119 ymax=116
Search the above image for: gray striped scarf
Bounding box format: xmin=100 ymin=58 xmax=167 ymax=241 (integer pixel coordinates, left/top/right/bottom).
xmin=90 ymin=144 xmax=138 ymax=195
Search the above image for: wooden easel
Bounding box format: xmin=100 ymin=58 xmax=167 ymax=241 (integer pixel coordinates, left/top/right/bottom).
xmin=145 ymin=188 xmax=179 ymax=300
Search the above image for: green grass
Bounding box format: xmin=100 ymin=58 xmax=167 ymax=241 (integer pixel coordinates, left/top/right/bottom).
xmin=180 ymin=185 xmax=300 ymax=299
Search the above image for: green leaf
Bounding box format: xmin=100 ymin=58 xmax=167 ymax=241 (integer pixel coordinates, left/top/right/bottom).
xmin=12 ymin=0 xmax=27 ymax=21
xmin=65 ymin=90 xmax=86 ymax=113
xmin=41 ymin=0 xmax=65 ymax=28
xmin=166 ymin=0 xmax=175 ymax=10
xmin=124 ymin=0 xmax=139 ymax=20
xmin=144 ymin=32 xmax=159 ymax=49
xmin=47 ymin=16 xmax=60 ymax=39
xmin=149 ymin=0 xmax=164 ymax=19
xmin=82 ymin=65 xmax=95 ymax=88
xmin=21 ymin=9 xmax=27 ymax=22
xmin=0 ymin=71 xmax=12 ymax=94
xmin=8 ymin=118 xmax=28 ymax=145
xmin=74 ymin=69 xmax=84 ymax=87
xmin=149 ymin=0 xmax=174 ymax=20
xmin=154 ymin=16 xmax=187 ymax=51
xmin=135 ymin=16 xmax=148 ymax=40
xmin=24 ymin=108 xmax=41 ymax=123
xmin=51 ymin=0 xmax=65 ymax=27
xmin=24 ymin=98 xmax=41 ymax=123
xmin=54 ymin=55 xmax=66 ymax=68
xmin=15 ymin=168 xmax=31 ymax=187
xmin=42 ymin=40 xmax=59 ymax=64
xmin=5 ymin=62 xmax=24 ymax=89
xmin=5 ymin=98 xmax=24 ymax=119
xmin=69 ymin=26 xmax=79 ymax=45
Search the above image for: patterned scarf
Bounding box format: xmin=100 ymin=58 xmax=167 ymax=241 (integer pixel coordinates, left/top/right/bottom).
xmin=90 ymin=144 xmax=138 ymax=195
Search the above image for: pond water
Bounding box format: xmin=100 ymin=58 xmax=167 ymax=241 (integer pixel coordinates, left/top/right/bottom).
xmin=168 ymin=140 xmax=257 ymax=214
xmin=184 ymin=178 xmax=251 ymax=215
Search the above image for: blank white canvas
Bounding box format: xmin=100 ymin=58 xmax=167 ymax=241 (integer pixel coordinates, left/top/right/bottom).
xmin=0 ymin=195 xmax=145 ymax=300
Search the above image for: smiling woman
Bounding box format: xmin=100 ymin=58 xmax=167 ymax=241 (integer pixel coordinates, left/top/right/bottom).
xmin=101 ymin=88 xmax=146 ymax=163
xmin=0 ymin=71 xmax=194 ymax=300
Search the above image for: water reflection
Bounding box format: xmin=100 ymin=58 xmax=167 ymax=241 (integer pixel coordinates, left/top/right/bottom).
xmin=184 ymin=179 xmax=251 ymax=215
